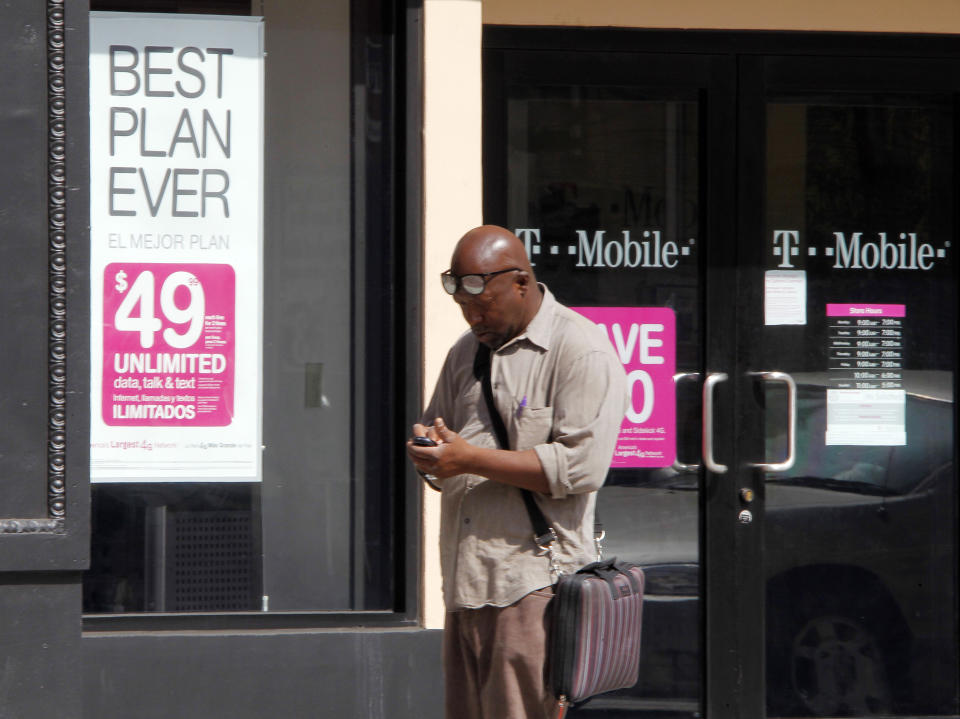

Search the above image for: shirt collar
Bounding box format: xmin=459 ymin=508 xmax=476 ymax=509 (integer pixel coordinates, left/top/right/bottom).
xmin=497 ymin=283 xmax=555 ymax=353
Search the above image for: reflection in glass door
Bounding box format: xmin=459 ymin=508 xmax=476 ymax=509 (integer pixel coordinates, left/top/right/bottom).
xmin=486 ymin=36 xmax=960 ymax=719
xmin=757 ymin=92 xmax=958 ymax=716
xmin=485 ymin=50 xmax=713 ymax=716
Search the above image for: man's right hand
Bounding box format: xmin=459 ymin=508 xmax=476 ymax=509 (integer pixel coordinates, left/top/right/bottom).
xmin=407 ymin=420 xmax=444 ymax=478
xmin=407 ymin=417 xmax=550 ymax=493
xmin=407 ymin=418 xmax=486 ymax=483
xmin=412 ymin=421 xmax=442 ymax=445
xmin=407 ymin=417 xmax=480 ymax=481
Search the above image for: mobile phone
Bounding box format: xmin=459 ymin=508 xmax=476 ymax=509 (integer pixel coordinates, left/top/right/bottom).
xmin=412 ymin=435 xmax=437 ymax=447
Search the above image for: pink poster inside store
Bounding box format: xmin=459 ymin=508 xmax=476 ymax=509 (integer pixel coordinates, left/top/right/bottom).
xmin=573 ymin=307 xmax=677 ymax=468
xmin=102 ymin=262 xmax=236 ymax=427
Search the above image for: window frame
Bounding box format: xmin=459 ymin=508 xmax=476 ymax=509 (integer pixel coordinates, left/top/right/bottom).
xmin=82 ymin=0 xmax=424 ymax=630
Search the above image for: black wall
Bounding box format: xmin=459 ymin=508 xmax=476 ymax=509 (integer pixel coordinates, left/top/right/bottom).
xmin=83 ymin=629 xmax=443 ymax=718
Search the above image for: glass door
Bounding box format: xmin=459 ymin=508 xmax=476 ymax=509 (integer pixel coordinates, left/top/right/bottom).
xmin=485 ymin=34 xmax=960 ymax=719
xmin=740 ymin=56 xmax=959 ymax=717
xmin=484 ymin=45 xmax=739 ymax=716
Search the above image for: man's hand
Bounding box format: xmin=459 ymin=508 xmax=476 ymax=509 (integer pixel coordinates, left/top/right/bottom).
xmin=407 ymin=417 xmax=551 ymax=493
xmin=406 ymin=417 xmax=475 ymax=480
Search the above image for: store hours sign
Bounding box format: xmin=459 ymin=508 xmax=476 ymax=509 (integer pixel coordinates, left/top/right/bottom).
xmin=89 ymin=13 xmax=263 ymax=482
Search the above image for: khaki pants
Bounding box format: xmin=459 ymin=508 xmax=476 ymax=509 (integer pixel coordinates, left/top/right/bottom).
xmin=443 ymin=588 xmax=558 ymax=719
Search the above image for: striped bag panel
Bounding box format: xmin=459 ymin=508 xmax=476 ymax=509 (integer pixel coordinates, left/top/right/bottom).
xmin=549 ymin=560 xmax=645 ymax=704
xmin=573 ymin=568 xmax=644 ymax=698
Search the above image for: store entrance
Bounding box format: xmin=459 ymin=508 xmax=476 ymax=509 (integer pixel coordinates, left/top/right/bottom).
xmin=483 ymin=32 xmax=959 ymax=719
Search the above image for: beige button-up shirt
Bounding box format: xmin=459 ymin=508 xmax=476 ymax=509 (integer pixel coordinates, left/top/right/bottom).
xmin=422 ymin=286 xmax=627 ymax=610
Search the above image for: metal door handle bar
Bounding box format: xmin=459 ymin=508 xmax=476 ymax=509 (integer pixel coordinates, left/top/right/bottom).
xmin=748 ymin=371 xmax=797 ymax=472
xmin=702 ymin=372 xmax=728 ymax=474
xmin=672 ymin=372 xmax=701 ymax=473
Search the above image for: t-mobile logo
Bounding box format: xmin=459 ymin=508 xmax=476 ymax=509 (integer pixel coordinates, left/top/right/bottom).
xmin=773 ymin=230 xmax=800 ymax=268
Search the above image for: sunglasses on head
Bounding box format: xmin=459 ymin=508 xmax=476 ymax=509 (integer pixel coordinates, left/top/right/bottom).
xmin=440 ymin=267 xmax=521 ymax=295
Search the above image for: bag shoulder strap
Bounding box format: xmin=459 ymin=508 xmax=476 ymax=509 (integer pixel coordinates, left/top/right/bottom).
xmin=472 ymin=344 xmax=554 ymax=543
xmin=472 ymin=343 xmax=604 ymax=565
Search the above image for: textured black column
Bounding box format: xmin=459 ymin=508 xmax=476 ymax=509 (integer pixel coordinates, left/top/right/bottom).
xmin=0 ymin=1 xmax=90 ymax=716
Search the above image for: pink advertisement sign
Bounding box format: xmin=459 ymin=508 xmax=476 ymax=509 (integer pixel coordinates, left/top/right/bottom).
xmin=89 ymin=14 xmax=261 ymax=482
xmin=102 ymin=262 xmax=236 ymax=427
xmin=573 ymin=307 xmax=677 ymax=468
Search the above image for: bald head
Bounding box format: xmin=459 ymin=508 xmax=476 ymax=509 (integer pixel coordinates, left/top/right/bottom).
xmin=447 ymin=225 xmax=542 ymax=348
xmin=451 ymin=225 xmax=535 ymax=280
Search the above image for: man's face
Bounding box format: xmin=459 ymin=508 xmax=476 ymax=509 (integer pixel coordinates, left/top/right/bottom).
xmin=449 ymin=258 xmax=526 ymax=349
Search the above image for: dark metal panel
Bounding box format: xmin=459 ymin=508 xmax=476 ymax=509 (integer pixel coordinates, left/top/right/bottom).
xmin=498 ymin=48 xmax=717 ymax=89
xmin=0 ymin=0 xmax=50 ymax=521
xmin=83 ymin=629 xmax=443 ymax=719
xmin=0 ymin=10 xmax=88 ymax=716
xmin=481 ymin=44 xmax=505 ymax=226
xmin=0 ymin=0 xmax=90 ymax=569
xmin=483 ymin=26 xmax=960 ymax=59
xmin=63 ymin=0 xmax=93 ymax=569
xmin=401 ymin=0 xmax=425 ymax=620
xmin=705 ymin=51 xmax=764 ymax=719
xmin=762 ymin=55 xmax=960 ymax=94
xmin=0 ymin=575 xmax=83 ymax=719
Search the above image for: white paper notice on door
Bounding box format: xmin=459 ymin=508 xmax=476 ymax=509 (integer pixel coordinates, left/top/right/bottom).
xmin=825 ymin=389 xmax=906 ymax=446
xmin=764 ymin=270 xmax=807 ymax=325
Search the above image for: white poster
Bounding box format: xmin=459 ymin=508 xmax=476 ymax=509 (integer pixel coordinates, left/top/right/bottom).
xmin=764 ymin=270 xmax=807 ymax=325
xmin=89 ymin=13 xmax=264 ymax=482
xmin=825 ymin=389 xmax=906 ymax=446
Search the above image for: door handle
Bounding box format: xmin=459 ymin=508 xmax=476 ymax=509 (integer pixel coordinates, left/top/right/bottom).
xmin=748 ymin=371 xmax=797 ymax=472
xmin=672 ymin=372 xmax=701 ymax=473
xmin=702 ymin=372 xmax=728 ymax=474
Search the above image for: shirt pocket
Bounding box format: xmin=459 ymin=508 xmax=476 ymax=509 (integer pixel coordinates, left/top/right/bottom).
xmin=451 ymin=382 xmax=483 ymax=435
xmin=512 ymin=405 xmax=554 ymax=451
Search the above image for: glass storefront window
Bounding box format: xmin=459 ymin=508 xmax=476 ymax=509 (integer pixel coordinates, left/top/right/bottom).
xmin=83 ymin=0 xmax=406 ymax=614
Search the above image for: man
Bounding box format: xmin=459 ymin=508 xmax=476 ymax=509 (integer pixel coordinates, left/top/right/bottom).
xmin=407 ymin=225 xmax=626 ymax=719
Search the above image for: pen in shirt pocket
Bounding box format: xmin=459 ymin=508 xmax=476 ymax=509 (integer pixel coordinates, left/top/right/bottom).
xmin=516 ymin=395 xmax=527 ymax=419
